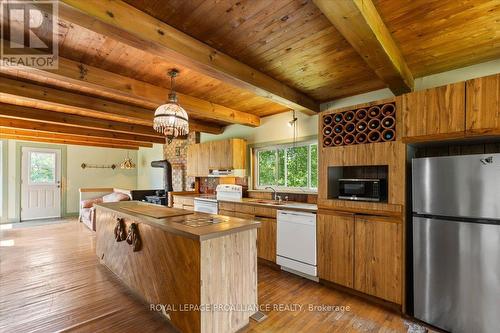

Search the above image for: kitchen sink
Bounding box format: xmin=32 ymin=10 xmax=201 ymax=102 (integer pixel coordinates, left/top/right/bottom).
xmin=254 ymin=200 xmax=286 ymax=205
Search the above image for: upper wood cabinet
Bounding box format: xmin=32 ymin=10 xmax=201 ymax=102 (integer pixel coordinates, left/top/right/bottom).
xmin=317 ymin=212 xmax=354 ymax=288
xmin=466 ymin=74 xmax=500 ymax=136
xmin=401 ymin=82 xmax=466 ymax=141
xmin=187 ymin=139 xmax=246 ymax=176
xmin=354 ymin=215 xmax=402 ymax=304
xmin=186 ymin=143 xmax=199 ymax=177
xmin=209 ymin=139 xmax=246 ymax=170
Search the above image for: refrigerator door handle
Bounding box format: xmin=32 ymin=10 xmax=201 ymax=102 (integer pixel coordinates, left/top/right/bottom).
xmin=480 ymin=156 xmax=494 ymax=165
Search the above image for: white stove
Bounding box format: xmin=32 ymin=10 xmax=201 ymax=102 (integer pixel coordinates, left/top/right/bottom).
xmin=216 ymin=184 xmax=243 ymax=201
xmin=193 ymin=184 xmax=242 ymax=214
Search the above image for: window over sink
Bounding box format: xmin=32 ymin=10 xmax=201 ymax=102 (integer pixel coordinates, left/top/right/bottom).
xmin=255 ymin=140 xmax=317 ymax=191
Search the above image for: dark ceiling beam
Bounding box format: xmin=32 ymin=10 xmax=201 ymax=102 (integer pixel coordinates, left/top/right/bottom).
xmin=313 ymin=0 xmax=414 ymax=95
xmin=0 ymin=116 xmax=165 ymax=145
xmin=0 ymin=134 xmax=140 ymax=150
xmin=0 ymin=52 xmax=260 ymax=127
xmin=0 ymin=102 xmax=162 ymax=138
xmin=57 ymin=0 xmax=319 ymax=114
xmin=0 ymin=127 xmax=151 ymax=148
xmin=0 ymin=76 xmax=224 ymax=135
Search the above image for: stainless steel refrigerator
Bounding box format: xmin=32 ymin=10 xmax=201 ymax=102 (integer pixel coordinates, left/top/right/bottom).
xmin=412 ymin=153 xmax=500 ymax=333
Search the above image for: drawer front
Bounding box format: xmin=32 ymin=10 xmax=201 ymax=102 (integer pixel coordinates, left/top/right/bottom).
xmin=233 ymin=212 xmax=255 ymax=220
xmin=219 ymin=202 xmax=235 ymax=211
xmin=234 ymin=204 xmax=255 ymax=215
xmin=218 ymin=209 xmax=235 ymax=217
xmin=254 ymin=206 xmax=276 ymax=218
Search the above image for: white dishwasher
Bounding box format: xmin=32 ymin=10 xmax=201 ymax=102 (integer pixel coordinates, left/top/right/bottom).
xmin=276 ymin=210 xmax=317 ymax=279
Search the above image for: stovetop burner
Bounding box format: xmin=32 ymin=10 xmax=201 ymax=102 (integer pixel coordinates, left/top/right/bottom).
xmin=181 ymin=216 xmax=228 ymax=227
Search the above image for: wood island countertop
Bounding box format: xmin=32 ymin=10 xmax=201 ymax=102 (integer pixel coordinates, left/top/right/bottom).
xmin=96 ymin=201 xmax=260 ymax=241
xmin=94 ymin=200 xmax=259 ymax=333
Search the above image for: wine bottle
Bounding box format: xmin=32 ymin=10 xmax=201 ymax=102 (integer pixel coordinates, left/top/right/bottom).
xmin=368 ymin=106 xmax=380 ymax=118
xmin=381 ymin=116 xmax=395 ymax=129
xmin=323 ymin=115 xmax=333 ymax=125
xmin=355 ymin=108 xmax=367 ymax=120
xmin=368 ymin=130 xmax=380 ymax=143
xmin=323 ymin=126 xmax=333 ymax=136
xmin=357 ymin=121 xmax=368 ymax=132
xmin=345 ymin=122 xmax=355 ymax=133
xmin=382 ymin=129 xmax=395 ymax=141
xmin=368 ymin=118 xmax=380 ymax=130
xmin=344 ymin=111 xmax=355 ymax=122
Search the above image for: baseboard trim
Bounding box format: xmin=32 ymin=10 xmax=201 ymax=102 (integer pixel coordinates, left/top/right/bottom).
xmin=319 ymin=279 xmax=402 ymax=313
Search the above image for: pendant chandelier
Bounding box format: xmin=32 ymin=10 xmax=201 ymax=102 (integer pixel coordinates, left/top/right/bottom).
xmin=120 ymin=151 xmax=136 ymax=169
xmin=153 ymin=69 xmax=189 ymax=143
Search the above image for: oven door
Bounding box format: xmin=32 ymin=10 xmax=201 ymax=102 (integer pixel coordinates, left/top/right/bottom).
xmin=338 ymin=179 xmax=380 ymax=201
xmin=194 ymin=199 xmax=218 ymax=214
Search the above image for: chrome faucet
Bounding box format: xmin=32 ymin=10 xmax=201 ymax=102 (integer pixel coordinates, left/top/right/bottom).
xmin=265 ymin=186 xmax=278 ymax=201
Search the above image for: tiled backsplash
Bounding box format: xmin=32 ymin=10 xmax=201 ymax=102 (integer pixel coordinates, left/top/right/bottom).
xmin=163 ymin=132 xmax=199 ymax=191
xmin=199 ymin=177 xmax=248 ymax=194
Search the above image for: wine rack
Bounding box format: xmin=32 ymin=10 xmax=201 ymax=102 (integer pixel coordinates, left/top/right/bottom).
xmin=321 ymin=102 xmax=396 ymax=148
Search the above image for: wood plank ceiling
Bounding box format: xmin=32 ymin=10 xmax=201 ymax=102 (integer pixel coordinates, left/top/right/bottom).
xmin=121 ymin=0 xmax=386 ymax=102
xmin=0 ymin=0 xmax=498 ymax=150
xmin=373 ymin=0 xmax=500 ymax=77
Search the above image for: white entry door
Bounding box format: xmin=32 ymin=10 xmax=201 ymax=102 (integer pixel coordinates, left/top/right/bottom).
xmin=21 ymin=147 xmax=61 ymax=220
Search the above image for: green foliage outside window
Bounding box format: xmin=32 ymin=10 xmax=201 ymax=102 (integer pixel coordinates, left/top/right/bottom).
xmin=310 ymin=144 xmax=318 ymax=188
xmin=258 ymin=150 xmax=277 ymax=186
xmin=30 ymin=152 xmax=55 ymax=183
xmin=257 ymin=141 xmax=317 ymax=190
xmin=286 ymin=146 xmax=308 ymax=187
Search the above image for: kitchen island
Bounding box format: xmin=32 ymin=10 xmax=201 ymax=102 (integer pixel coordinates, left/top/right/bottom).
xmin=95 ymin=201 xmax=260 ymax=333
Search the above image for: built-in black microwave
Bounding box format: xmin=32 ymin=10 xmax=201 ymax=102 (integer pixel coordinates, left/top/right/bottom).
xmin=338 ymin=179 xmax=387 ymax=202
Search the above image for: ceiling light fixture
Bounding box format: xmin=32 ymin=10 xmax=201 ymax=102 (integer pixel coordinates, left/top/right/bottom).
xmin=153 ymin=69 xmax=189 ymax=144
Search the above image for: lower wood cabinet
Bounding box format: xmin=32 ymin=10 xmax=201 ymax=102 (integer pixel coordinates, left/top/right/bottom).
xmin=317 ymin=211 xmax=402 ymax=304
xmin=219 ymin=202 xmax=277 ymax=263
xmin=354 ymin=215 xmax=402 ymax=304
xmin=317 ymin=212 xmax=354 ymax=288
xmin=255 ymin=217 xmax=276 ymax=262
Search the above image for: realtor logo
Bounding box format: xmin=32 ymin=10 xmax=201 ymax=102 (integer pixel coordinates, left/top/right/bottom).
xmin=1 ymin=0 xmax=58 ymax=69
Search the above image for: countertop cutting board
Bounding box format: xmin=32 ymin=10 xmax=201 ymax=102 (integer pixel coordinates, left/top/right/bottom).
xmin=121 ymin=202 xmax=194 ymax=219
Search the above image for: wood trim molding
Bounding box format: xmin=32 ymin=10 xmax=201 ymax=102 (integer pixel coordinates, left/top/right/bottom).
xmin=314 ymin=0 xmax=414 ymax=95
xmin=0 ymin=116 xmax=163 ymax=144
xmin=57 ymin=0 xmax=319 ymax=114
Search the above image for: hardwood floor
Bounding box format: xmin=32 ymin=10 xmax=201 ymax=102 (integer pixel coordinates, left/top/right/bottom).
xmin=0 ymin=220 xmax=418 ymax=332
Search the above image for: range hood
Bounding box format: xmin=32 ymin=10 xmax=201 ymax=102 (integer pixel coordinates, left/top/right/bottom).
xmin=208 ymin=169 xmax=246 ymax=177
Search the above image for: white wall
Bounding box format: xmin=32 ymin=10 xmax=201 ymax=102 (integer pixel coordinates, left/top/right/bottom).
xmin=66 ymin=145 xmax=138 ymax=213
xmin=137 ymin=144 xmax=164 ymax=190
xmin=202 ymin=59 xmax=500 ymax=145
xmin=201 ymin=111 xmax=319 ymax=144
xmin=1 ymin=139 xmax=140 ymax=221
